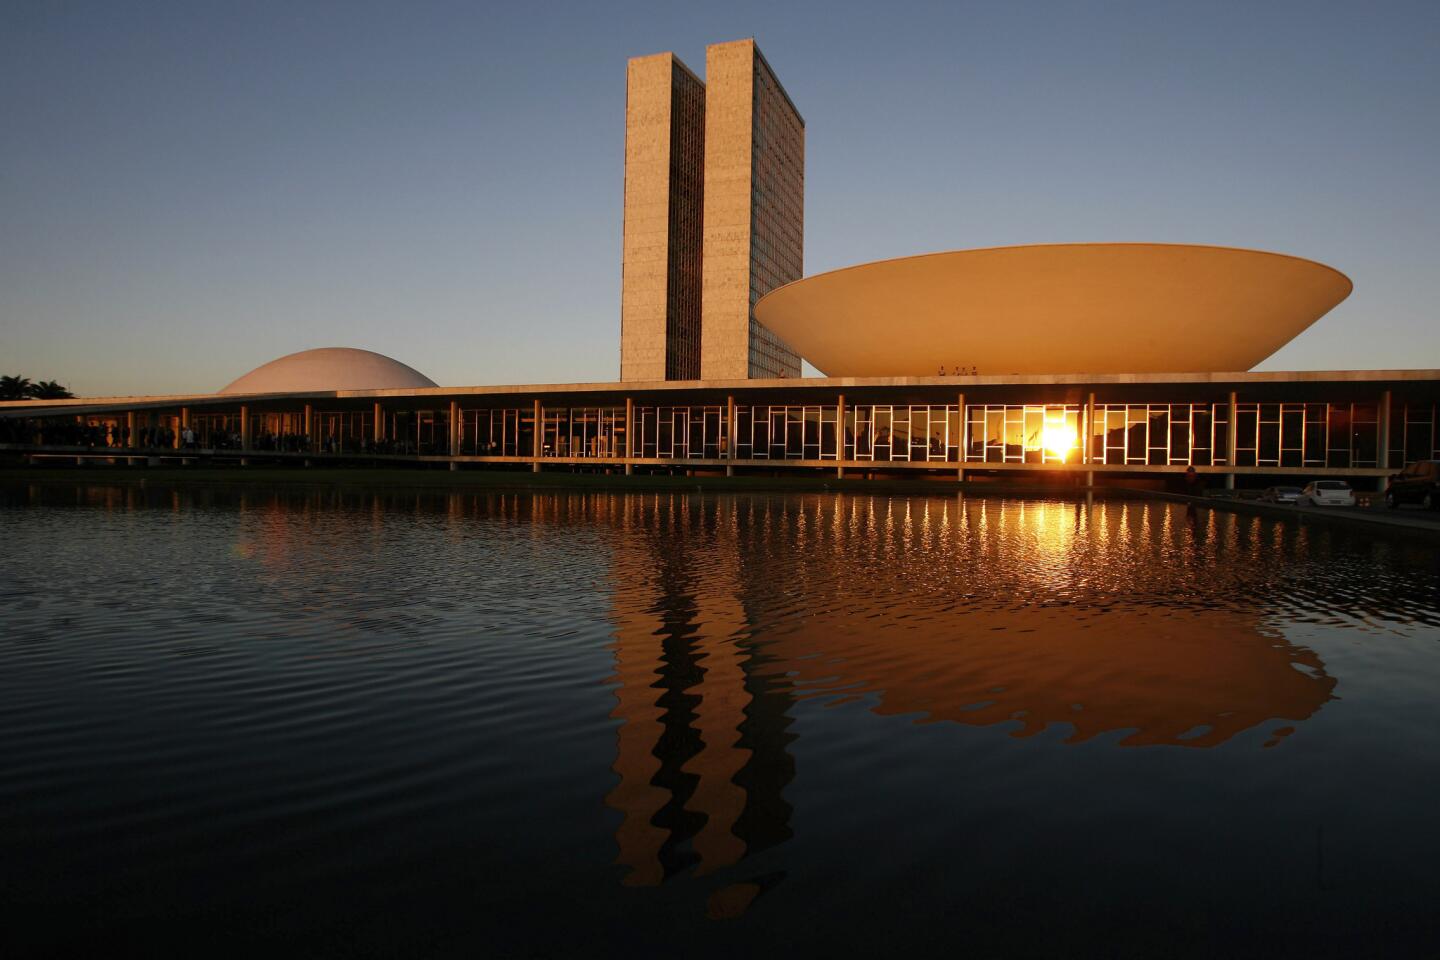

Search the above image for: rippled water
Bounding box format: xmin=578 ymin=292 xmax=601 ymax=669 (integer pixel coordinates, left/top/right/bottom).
xmin=3 ymin=481 xmax=1440 ymax=957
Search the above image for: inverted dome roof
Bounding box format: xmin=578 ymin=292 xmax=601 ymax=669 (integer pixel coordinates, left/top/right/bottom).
xmin=754 ymin=243 xmax=1353 ymax=376
xmin=219 ymin=347 xmax=438 ymax=395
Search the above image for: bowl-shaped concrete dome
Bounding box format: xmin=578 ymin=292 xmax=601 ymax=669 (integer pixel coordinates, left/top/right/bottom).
xmin=219 ymin=348 xmax=438 ymax=395
xmin=753 ymin=243 xmax=1353 ymax=376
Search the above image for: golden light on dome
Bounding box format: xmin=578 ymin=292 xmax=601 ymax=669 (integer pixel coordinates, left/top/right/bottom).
xmin=754 ymin=243 xmax=1352 ymax=376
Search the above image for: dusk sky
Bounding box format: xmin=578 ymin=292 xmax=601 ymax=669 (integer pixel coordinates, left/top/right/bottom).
xmin=3 ymin=0 xmax=1437 ymax=396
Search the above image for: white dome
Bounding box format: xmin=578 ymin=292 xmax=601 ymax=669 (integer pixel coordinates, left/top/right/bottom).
xmin=219 ymin=348 xmax=438 ymax=395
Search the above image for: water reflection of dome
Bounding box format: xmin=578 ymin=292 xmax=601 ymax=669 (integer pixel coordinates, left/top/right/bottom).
xmin=769 ymin=607 xmax=1334 ymax=747
xmin=218 ymin=347 xmax=437 ymax=395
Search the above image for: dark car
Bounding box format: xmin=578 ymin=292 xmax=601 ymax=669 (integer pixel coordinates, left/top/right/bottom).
xmin=1260 ymin=485 xmax=1304 ymax=504
xmin=1386 ymin=459 xmax=1440 ymax=510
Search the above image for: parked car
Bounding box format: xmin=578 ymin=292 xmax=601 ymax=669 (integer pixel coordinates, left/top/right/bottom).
xmin=1385 ymin=459 xmax=1440 ymax=510
xmin=1259 ymin=486 xmax=1304 ymax=504
xmin=1297 ymin=481 xmax=1355 ymax=507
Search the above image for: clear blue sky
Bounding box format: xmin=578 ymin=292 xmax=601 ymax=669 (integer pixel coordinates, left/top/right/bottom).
xmin=2 ymin=0 xmax=1437 ymax=396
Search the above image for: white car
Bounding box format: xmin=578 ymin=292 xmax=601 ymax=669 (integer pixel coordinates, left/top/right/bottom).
xmin=1298 ymin=480 xmax=1355 ymax=507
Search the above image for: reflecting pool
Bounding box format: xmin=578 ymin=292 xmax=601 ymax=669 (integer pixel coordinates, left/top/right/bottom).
xmin=3 ymin=482 xmax=1439 ymax=956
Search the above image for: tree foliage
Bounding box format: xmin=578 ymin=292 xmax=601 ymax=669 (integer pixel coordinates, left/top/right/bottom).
xmin=29 ymin=380 xmax=74 ymax=399
xmin=1 ymin=375 xmax=74 ymax=400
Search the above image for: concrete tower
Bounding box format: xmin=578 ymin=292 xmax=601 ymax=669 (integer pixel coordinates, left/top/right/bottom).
xmin=620 ymin=40 xmax=804 ymax=382
xmin=619 ymin=53 xmax=706 ymax=382
xmin=700 ymin=39 xmax=805 ymax=380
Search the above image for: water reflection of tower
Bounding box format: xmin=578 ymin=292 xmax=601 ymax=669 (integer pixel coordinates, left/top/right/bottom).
xmin=606 ymin=494 xmax=795 ymax=887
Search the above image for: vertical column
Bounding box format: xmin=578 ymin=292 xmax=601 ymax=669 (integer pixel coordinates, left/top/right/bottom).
xmin=624 ymin=396 xmax=634 ymax=476
xmin=123 ymin=410 xmax=138 ymax=465
xmin=239 ymin=405 xmax=250 ymax=464
xmin=1225 ymin=390 xmax=1238 ymax=490
xmin=836 ymin=393 xmax=846 ymax=479
xmin=302 ymin=403 xmax=314 ymax=464
xmin=449 ymin=399 xmax=461 ymax=470
xmin=725 ymin=395 xmax=736 ymax=477
xmin=532 ymin=398 xmax=542 ymax=473
xmin=1084 ymin=390 xmax=1096 ymax=487
xmin=172 ymin=410 xmax=183 ymax=449
xmin=956 ymin=392 xmax=965 ymax=483
xmin=1377 ymin=388 xmax=1393 ymax=487
xmin=373 ymin=402 xmax=384 ymax=445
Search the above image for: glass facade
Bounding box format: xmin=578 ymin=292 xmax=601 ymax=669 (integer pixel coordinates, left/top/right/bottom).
xmin=736 ymin=405 xmax=837 ymax=460
xmin=635 ymin=405 xmax=726 ymax=459
xmin=8 ymin=394 xmax=1440 ymax=474
xmin=1090 ymin=403 xmax=1227 ymax=467
xmin=967 ymin=405 xmax=1082 ymax=464
xmin=1227 ymin=402 xmax=1376 ymax=469
xmin=546 ymin=407 xmax=626 ymax=458
xmin=298 ymin=410 xmax=375 ymax=453
xmin=461 ymin=409 xmax=532 ymax=457
xmin=189 ymin=412 xmax=245 ymax=448
xmin=1393 ymin=400 xmax=1436 ymax=469
xmin=849 ymin=404 xmax=963 ymax=462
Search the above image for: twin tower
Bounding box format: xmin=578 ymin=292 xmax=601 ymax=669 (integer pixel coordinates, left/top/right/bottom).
xmin=620 ymin=39 xmax=805 ymax=382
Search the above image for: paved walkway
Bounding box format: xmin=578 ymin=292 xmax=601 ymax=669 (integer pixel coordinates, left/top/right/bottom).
xmin=1166 ymin=492 xmax=1440 ymax=540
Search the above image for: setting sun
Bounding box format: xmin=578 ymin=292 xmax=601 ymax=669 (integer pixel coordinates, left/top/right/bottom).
xmin=1041 ymin=422 xmax=1077 ymax=459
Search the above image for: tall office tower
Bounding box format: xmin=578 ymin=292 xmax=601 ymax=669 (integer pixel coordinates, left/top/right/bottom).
xmin=701 ymin=39 xmax=805 ymax=380
xmin=620 ymin=53 xmax=706 ymax=382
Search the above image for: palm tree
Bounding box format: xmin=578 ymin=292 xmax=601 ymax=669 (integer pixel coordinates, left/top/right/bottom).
xmin=0 ymin=375 xmax=32 ymax=400
xmin=28 ymin=380 xmax=74 ymax=399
